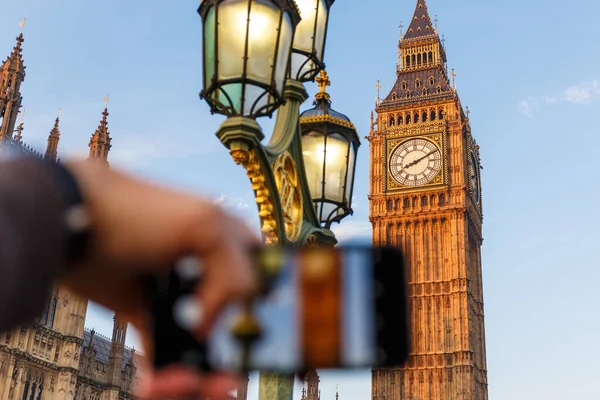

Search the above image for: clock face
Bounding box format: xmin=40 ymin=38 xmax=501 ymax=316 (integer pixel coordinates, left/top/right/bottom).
xmin=389 ymin=139 xmax=442 ymax=187
xmin=469 ymin=152 xmax=480 ymax=203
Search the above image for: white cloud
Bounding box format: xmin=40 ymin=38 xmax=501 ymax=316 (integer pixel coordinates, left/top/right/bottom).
xmin=517 ymin=99 xmax=534 ymax=118
xmin=331 ymin=219 xmax=372 ymax=243
xmin=213 ymin=193 xmax=254 ymax=211
xmin=517 ymin=79 xmax=600 ymax=117
xmin=563 ymin=80 xmax=600 ymax=104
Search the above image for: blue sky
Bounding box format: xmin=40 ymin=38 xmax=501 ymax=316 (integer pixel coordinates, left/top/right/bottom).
xmin=2 ymin=0 xmax=600 ymax=398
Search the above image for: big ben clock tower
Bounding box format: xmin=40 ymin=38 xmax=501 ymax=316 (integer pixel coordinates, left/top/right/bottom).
xmin=369 ymin=1 xmax=488 ymax=399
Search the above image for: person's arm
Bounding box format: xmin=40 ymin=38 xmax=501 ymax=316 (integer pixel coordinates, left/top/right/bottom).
xmin=0 ymin=157 xmax=70 ymax=331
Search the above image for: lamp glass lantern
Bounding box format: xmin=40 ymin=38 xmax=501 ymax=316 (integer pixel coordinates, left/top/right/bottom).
xmin=302 ymin=126 xmax=359 ymax=228
xmin=289 ymin=0 xmax=334 ymax=82
xmin=199 ymin=0 xmax=301 ymax=118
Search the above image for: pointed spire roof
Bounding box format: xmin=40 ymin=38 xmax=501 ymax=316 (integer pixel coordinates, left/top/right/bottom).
xmin=404 ymin=0 xmax=435 ymax=40
xmin=49 ymin=116 xmax=60 ymax=139
xmin=45 ymin=115 xmax=61 ymax=162
xmin=2 ymin=33 xmax=25 ymax=73
xmin=90 ymin=107 xmax=111 ymax=145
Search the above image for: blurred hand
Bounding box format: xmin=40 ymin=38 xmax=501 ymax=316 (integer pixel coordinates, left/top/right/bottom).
xmin=59 ymin=160 xmax=259 ymax=399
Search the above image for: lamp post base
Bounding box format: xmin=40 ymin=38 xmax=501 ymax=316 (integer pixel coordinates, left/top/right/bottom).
xmin=259 ymin=373 xmax=295 ymax=400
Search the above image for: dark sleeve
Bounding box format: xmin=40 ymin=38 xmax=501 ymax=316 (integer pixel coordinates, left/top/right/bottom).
xmin=0 ymin=157 xmax=68 ymax=332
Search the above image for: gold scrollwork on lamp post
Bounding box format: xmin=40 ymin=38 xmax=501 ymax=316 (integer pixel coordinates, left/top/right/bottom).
xmin=272 ymin=152 xmax=303 ymax=242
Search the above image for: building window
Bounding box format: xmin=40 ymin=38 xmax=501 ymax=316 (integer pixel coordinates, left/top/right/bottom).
xmin=406 ymin=90 xmax=411 ymax=98
xmin=428 ymin=52 xmax=433 ymax=64
xmin=422 ymin=88 xmax=428 ymax=96
xmin=422 ymin=111 xmax=428 ymax=121
xmin=397 ymin=115 xmax=403 ymax=125
xmin=403 ymin=198 xmax=410 ymax=208
xmin=414 ymin=112 xmax=419 ymax=123
xmin=431 ymin=110 xmax=436 ymax=121
xmin=389 ymin=116 xmax=395 ymax=126
xmin=391 ymin=91 xmax=397 ymax=100
xmin=439 ymin=194 xmax=446 ymax=205
xmin=421 ymin=196 xmax=428 ymax=206
xmin=429 ymin=77 xmax=435 ymax=86
xmin=439 ymin=109 xmax=445 ymax=120
xmin=39 ymin=289 xmax=58 ymax=328
xmin=436 ymin=85 xmax=442 ymax=94
xmin=416 ymin=79 xmax=421 ymax=89
xmin=417 ymin=53 xmax=422 ymax=65
xmin=406 ymin=55 xmax=411 ymax=68
xmin=406 ymin=114 xmax=412 ymax=124
xmin=401 ymin=81 xmax=407 ymax=90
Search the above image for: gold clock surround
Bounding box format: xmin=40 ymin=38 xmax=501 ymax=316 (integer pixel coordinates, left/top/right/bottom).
xmin=385 ymin=132 xmax=447 ymax=193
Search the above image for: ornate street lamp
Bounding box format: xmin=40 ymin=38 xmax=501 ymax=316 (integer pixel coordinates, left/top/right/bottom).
xmin=300 ymin=70 xmax=360 ymax=229
xmin=194 ymin=2 xmax=359 ymax=400
xmin=290 ymin=0 xmax=335 ymax=82
xmin=199 ymin=0 xmax=302 ymax=118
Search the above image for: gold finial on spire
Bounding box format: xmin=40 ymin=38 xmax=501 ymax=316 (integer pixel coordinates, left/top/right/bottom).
xmin=19 ymin=108 xmax=26 ymax=125
xmin=19 ymin=17 xmax=26 ymax=33
xmin=376 ymin=80 xmax=381 ymax=105
xmin=315 ymin=70 xmax=331 ymax=101
xmin=104 ymin=94 xmax=110 ymax=108
xmin=57 ymin=108 xmax=61 ymax=118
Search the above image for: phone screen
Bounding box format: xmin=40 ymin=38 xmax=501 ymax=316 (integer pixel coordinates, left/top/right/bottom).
xmin=147 ymin=246 xmax=409 ymax=373
xmin=208 ymin=247 xmax=380 ymax=372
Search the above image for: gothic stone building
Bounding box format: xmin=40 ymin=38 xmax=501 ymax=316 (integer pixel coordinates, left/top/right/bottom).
xmin=0 ymin=32 xmax=143 ymax=400
xmin=369 ymin=1 xmax=488 ymax=399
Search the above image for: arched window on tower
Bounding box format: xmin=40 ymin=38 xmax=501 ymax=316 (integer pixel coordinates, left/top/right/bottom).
xmin=417 ymin=53 xmax=422 ymax=65
xmin=397 ymin=115 xmax=403 ymax=125
xmin=421 ymin=196 xmax=428 ymax=206
xmin=406 ymin=114 xmax=412 ymax=124
xmin=429 ymin=76 xmax=435 ymax=86
xmin=403 ymin=198 xmax=410 ymax=209
xmin=439 ymin=109 xmax=445 ymax=120
xmin=422 ymin=88 xmax=428 ymax=96
xmin=416 ymin=79 xmax=421 ymax=89
xmin=414 ymin=112 xmax=420 ymax=123
xmin=39 ymin=289 xmax=58 ymax=328
xmin=394 ymin=199 xmax=400 ymax=210
xmin=412 ymin=197 xmax=418 ymax=208
xmin=428 ymin=52 xmax=433 ymax=64
xmin=406 ymin=90 xmax=411 ymax=98
xmin=436 ymin=85 xmax=442 ymax=94
xmin=391 ymin=92 xmax=397 ymax=100
xmin=389 ymin=116 xmax=395 ymax=126
xmin=431 ymin=110 xmax=436 ymax=120
xmin=439 ymin=194 xmax=446 ymax=205
xmin=401 ymin=81 xmax=407 ymax=90
xmin=411 ymin=54 xmax=416 ymax=66
xmin=387 ymin=199 xmax=393 ymax=210
xmin=22 ymin=370 xmax=31 ymax=400
xmin=406 ymin=55 xmax=411 ymax=68
xmin=422 ymin=110 xmax=428 ymax=121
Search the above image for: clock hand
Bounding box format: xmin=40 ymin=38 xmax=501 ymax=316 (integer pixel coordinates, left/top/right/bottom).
xmin=403 ymin=148 xmax=440 ymax=169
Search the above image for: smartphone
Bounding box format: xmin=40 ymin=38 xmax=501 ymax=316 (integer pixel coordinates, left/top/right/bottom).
xmin=146 ymin=246 xmax=410 ymax=373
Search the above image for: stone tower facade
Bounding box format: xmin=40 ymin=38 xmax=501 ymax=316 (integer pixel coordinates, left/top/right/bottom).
xmin=0 ymin=30 xmax=141 ymax=400
xmin=369 ymin=1 xmax=488 ymax=399
xmin=0 ymin=33 xmax=25 ymax=142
